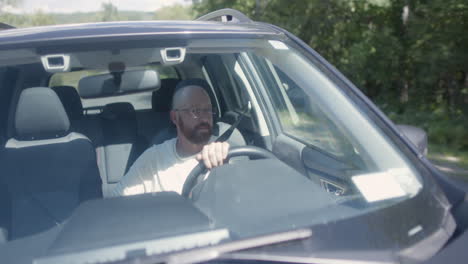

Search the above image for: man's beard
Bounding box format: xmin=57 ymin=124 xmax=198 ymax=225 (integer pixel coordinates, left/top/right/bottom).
xmin=179 ymin=118 xmax=212 ymax=145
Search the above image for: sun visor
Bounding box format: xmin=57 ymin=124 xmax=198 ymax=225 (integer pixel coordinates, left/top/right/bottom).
xmin=78 ymin=69 xmax=160 ymax=99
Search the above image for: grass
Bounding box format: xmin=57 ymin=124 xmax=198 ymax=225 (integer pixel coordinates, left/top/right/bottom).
xmin=428 ymin=144 xmax=468 ymax=169
xmin=384 ymin=108 xmax=468 ymax=177
xmin=427 ymin=144 xmax=468 ymax=178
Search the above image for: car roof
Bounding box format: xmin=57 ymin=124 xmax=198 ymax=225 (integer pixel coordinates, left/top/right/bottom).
xmin=0 ymin=20 xmax=283 ymax=50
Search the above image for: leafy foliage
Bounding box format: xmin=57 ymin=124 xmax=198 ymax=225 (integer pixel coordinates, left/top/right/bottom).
xmin=0 ymin=1 xmax=466 ymax=150
xmin=98 ymin=2 xmax=121 ymax=22
xmin=0 ymin=2 xmax=192 ymax=26
xmin=194 ymin=0 xmax=468 ymax=150
xmin=154 ymin=4 xmax=195 ymax=20
xmin=0 ymin=0 xmax=21 ymax=8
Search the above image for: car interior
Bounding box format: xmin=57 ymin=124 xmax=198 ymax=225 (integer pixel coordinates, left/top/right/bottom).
xmin=1 ymin=35 xmax=461 ymax=264
xmin=0 ymin=42 xmax=279 ymax=242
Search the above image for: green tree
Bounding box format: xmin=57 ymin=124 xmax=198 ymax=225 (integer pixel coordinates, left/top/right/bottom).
xmin=0 ymin=0 xmax=22 ymax=10
xmin=193 ymin=0 xmax=468 ymax=149
xmin=407 ymin=0 xmax=468 ymax=114
xmin=0 ymin=0 xmax=24 ymax=27
xmin=154 ymin=4 xmax=194 ymax=20
xmin=99 ymin=2 xmax=120 ymax=22
xmin=28 ymin=10 xmax=55 ymax=26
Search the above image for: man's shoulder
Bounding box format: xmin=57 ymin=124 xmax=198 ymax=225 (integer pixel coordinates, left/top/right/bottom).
xmin=150 ymin=137 xmax=177 ymax=157
xmin=139 ymin=137 xmax=176 ymax=158
xmin=154 ymin=137 xmax=177 ymax=149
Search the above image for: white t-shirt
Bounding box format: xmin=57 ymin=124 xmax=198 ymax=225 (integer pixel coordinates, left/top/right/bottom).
xmin=108 ymin=138 xmax=200 ymax=197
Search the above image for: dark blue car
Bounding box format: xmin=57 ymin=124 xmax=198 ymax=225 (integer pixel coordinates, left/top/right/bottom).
xmin=0 ymin=9 xmax=466 ymax=264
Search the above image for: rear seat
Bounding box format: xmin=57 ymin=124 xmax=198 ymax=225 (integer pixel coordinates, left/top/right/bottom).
xmin=51 ymin=86 xmax=84 ymax=124
xmin=52 ymin=86 xmax=148 ymax=197
xmin=98 ymin=103 xmax=147 ymax=196
xmin=123 ymin=78 xmax=179 ymax=148
xmin=149 ymin=78 xmax=181 ymax=145
xmin=51 ymin=86 xmax=103 ymax=148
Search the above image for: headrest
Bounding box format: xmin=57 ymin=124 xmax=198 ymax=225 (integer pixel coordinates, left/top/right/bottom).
xmin=152 ymin=78 xmax=180 ymax=112
xmin=51 ymin=86 xmax=83 ymax=120
xmin=14 ymin=87 xmax=70 ymax=140
xmin=101 ymin=102 xmax=136 ymax=120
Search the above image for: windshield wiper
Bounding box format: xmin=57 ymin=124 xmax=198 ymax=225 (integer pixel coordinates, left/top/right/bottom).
xmin=217 ymin=252 xmax=394 ymax=264
xmin=130 ymin=228 xmax=312 ymax=264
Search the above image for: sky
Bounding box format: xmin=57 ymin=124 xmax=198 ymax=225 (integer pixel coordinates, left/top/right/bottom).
xmin=2 ymin=0 xmax=192 ymax=14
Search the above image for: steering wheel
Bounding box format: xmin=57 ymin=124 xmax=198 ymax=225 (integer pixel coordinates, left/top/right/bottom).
xmin=182 ymin=146 xmax=277 ymax=198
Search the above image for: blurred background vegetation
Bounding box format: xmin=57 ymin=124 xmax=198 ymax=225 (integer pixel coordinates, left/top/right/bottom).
xmin=1 ymin=0 xmax=467 ymax=169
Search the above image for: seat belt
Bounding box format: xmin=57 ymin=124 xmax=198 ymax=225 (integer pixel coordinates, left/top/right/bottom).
xmin=23 ymin=187 xmax=61 ymax=226
xmin=215 ymin=101 xmax=251 ymax=142
xmin=15 ymin=165 xmax=61 ymax=226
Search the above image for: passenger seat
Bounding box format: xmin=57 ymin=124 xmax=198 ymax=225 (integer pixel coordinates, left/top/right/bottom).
xmin=1 ymin=87 xmax=102 ymax=240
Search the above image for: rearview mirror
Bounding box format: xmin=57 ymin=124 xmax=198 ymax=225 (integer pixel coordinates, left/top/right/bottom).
xmin=396 ymin=124 xmax=428 ymax=156
xmin=78 ymin=69 xmax=160 ymax=98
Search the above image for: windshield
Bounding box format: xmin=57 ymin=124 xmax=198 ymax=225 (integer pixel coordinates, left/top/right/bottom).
xmin=245 ymin=39 xmax=423 ymax=199
xmin=0 ymin=34 xmax=452 ymax=264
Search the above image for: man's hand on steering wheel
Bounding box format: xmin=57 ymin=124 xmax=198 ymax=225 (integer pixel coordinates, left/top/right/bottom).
xmin=183 ymin=146 xmax=276 ymax=197
xmin=196 ymin=142 xmax=230 ymax=169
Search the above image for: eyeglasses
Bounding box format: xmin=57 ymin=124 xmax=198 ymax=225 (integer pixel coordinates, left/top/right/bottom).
xmin=174 ymin=108 xmax=216 ymax=119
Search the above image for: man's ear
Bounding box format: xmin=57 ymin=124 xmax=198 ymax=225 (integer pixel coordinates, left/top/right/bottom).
xmin=170 ymin=110 xmax=178 ymax=126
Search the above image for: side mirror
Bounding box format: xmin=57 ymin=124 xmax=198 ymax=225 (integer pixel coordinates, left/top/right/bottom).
xmin=396 ymin=124 xmax=428 ymax=156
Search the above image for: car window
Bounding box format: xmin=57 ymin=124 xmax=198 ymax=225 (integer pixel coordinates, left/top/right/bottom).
xmin=203 ymin=54 xmax=254 ymax=112
xmin=49 ymin=70 xmax=105 ymax=88
xmin=49 ymin=65 xmax=178 ymax=88
xmin=49 ymin=65 xmax=178 ymax=111
xmin=241 ymin=40 xmax=424 ymax=197
xmin=264 ymin=61 xmax=352 ymax=158
xmin=203 ymin=55 xmax=242 ymax=112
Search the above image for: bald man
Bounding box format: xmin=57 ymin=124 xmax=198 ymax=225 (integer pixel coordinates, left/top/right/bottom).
xmin=109 ymin=84 xmax=229 ymax=197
